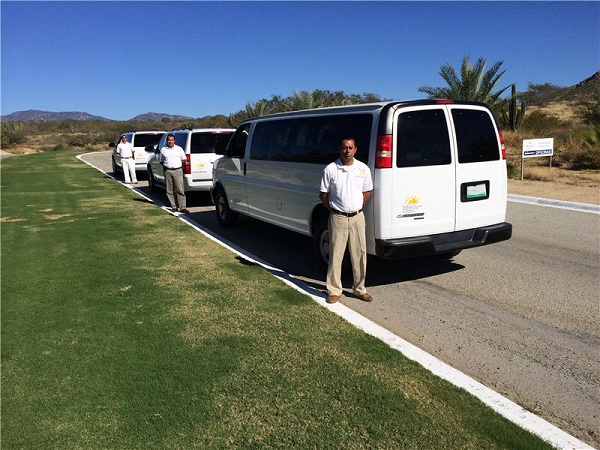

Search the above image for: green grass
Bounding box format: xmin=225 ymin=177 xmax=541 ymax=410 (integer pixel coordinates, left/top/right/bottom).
xmin=1 ymin=151 xmax=555 ymax=449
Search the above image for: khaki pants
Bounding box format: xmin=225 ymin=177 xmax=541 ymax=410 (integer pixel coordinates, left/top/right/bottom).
xmin=165 ymin=168 xmax=186 ymax=210
xmin=326 ymin=212 xmax=367 ymax=296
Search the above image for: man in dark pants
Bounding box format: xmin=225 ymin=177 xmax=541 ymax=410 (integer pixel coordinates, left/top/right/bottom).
xmin=159 ymin=134 xmax=190 ymax=214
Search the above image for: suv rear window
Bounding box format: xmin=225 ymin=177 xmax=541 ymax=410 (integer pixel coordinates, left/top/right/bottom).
xmin=396 ymin=109 xmax=451 ymax=167
xmin=191 ymin=132 xmax=234 ymax=154
xmin=452 ymin=109 xmax=500 ymax=163
xmin=133 ymin=133 xmax=163 ymax=148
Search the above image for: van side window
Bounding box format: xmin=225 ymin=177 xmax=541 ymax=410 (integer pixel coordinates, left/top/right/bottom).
xmin=251 ymin=120 xmax=293 ymax=161
xmin=228 ymin=124 xmax=250 ymax=158
xmin=452 ymin=109 xmax=500 ymax=163
xmin=396 ymin=110 xmax=451 ymax=167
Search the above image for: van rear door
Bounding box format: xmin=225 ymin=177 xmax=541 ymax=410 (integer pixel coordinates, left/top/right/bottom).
xmin=387 ymin=105 xmax=456 ymax=238
xmin=449 ymin=106 xmax=507 ymax=230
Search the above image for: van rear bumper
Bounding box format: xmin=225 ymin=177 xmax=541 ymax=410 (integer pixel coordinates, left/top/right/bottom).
xmin=375 ymin=222 xmax=512 ymax=259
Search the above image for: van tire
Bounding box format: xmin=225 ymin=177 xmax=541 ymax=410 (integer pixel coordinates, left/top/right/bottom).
xmin=214 ymin=187 xmax=238 ymax=227
xmin=313 ymin=219 xmax=329 ymax=271
xmin=433 ymin=250 xmax=462 ymax=260
xmin=112 ymin=157 xmax=119 ymax=174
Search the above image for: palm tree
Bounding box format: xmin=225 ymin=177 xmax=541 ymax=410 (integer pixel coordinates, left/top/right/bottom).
xmin=418 ymin=56 xmax=510 ymax=106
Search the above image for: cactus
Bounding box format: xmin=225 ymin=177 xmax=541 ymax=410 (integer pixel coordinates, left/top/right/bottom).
xmin=501 ymin=84 xmax=526 ymax=131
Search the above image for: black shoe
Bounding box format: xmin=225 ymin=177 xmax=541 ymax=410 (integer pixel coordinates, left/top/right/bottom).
xmin=169 ymin=207 xmax=178 ymax=212
xmin=180 ymin=208 xmax=190 ymax=214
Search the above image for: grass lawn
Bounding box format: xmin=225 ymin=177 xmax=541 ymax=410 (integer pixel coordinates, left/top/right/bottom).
xmin=1 ymin=151 xmax=554 ymax=449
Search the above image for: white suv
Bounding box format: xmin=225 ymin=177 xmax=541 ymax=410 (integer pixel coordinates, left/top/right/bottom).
xmin=111 ymin=131 xmax=165 ymax=175
xmin=147 ymin=128 xmax=234 ymax=192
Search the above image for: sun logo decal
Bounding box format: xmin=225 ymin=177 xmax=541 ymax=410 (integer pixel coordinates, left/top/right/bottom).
xmin=404 ymin=196 xmax=419 ymax=205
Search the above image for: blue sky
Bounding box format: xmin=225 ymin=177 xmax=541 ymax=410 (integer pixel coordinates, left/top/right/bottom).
xmin=1 ymin=1 xmax=598 ymax=121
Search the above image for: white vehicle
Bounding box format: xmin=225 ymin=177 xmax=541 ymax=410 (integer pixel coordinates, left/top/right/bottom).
xmin=111 ymin=131 xmax=165 ymax=175
xmin=147 ymin=128 xmax=235 ymax=192
xmin=211 ymin=100 xmax=512 ymax=268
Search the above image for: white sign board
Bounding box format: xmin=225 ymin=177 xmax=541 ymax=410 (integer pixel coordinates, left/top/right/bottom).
xmin=522 ymin=138 xmax=554 ymax=158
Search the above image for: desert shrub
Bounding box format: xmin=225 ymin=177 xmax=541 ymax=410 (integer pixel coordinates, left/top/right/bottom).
xmin=1 ymin=123 xmax=26 ymax=148
xmin=522 ymin=110 xmax=568 ymax=135
xmin=523 ymin=166 xmax=561 ymax=182
xmin=557 ymin=132 xmax=600 ymax=170
xmin=506 ymin=163 xmax=520 ymax=179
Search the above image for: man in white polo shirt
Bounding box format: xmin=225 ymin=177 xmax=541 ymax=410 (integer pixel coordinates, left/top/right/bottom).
xmin=116 ymin=135 xmax=137 ymax=184
xmin=319 ymin=137 xmax=374 ymax=304
xmin=159 ymin=134 xmax=189 ymax=214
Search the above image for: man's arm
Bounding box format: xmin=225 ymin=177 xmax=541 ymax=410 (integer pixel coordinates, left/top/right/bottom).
xmin=319 ymin=192 xmax=330 ymax=211
xmin=363 ymin=190 xmax=372 ymax=207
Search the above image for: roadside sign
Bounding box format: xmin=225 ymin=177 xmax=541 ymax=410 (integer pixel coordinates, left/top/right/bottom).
xmin=522 ymin=138 xmax=554 ymax=158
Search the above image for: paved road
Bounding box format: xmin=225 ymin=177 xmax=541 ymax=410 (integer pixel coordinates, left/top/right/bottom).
xmin=84 ymin=152 xmax=600 ymax=447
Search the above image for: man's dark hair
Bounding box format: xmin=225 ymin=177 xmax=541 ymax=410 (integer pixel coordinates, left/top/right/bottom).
xmin=338 ymin=137 xmax=357 ymax=149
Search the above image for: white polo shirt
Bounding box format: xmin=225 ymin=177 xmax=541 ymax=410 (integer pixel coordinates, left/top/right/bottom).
xmin=320 ymin=158 xmax=373 ymax=213
xmin=116 ymin=141 xmax=134 ymax=158
xmin=160 ymin=145 xmax=186 ymax=169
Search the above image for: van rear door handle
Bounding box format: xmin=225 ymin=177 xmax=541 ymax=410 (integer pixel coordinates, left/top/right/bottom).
xmin=243 ymin=162 xmax=247 ymax=176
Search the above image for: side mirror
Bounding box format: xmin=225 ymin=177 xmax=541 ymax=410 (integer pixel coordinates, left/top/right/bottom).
xmin=108 ymin=142 xmax=115 ymax=148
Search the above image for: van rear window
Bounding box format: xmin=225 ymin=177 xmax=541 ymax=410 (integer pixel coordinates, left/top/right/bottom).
xmin=396 ymin=109 xmax=451 ymax=167
xmin=452 ymin=109 xmax=500 ymax=163
xmin=191 ymin=132 xmax=234 ymax=154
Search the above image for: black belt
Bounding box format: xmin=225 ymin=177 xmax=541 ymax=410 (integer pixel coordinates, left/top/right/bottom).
xmin=331 ymin=209 xmax=362 ymax=217
xmin=165 ymin=167 xmax=182 ymax=170
xmin=122 ymin=157 xmax=131 ymax=159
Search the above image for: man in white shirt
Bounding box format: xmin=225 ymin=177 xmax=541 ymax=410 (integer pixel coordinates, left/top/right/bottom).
xmin=116 ymin=135 xmax=137 ymax=184
xmin=159 ymin=134 xmax=189 ymax=213
xmin=320 ymin=137 xmax=374 ymax=304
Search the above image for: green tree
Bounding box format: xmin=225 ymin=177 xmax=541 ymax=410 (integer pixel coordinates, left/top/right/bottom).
xmin=418 ymin=56 xmax=510 ymax=105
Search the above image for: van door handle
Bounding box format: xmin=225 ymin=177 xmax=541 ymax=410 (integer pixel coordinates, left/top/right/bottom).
xmin=243 ymin=162 xmax=247 ymax=176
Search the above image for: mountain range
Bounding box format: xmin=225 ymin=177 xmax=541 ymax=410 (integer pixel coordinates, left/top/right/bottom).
xmin=2 ymin=71 xmax=598 ymax=122
xmin=0 ymin=110 xmax=192 ymax=122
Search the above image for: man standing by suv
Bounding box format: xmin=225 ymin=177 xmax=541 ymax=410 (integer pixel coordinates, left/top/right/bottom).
xmin=159 ymin=134 xmax=190 ymax=214
xmin=320 ymin=137 xmax=374 ymax=304
xmin=116 ymin=135 xmax=137 ymax=184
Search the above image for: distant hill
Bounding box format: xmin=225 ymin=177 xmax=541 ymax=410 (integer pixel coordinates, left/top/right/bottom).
xmin=556 ymin=71 xmax=600 ymax=102
xmin=130 ymin=112 xmax=192 ymax=122
xmin=1 ymin=110 xmax=191 ymax=122
xmin=1 ymin=110 xmax=111 ymax=122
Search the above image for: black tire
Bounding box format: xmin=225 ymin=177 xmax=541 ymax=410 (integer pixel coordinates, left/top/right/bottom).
xmin=214 ymin=187 xmax=238 ymax=227
xmin=147 ymin=166 xmax=157 ymax=192
xmin=312 ymin=219 xmax=329 ymax=271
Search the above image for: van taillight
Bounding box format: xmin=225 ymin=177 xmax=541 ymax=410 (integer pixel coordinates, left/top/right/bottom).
xmin=499 ymin=131 xmax=506 ymax=160
xmin=184 ymin=154 xmax=191 ymax=174
xmin=375 ymin=135 xmax=393 ymax=168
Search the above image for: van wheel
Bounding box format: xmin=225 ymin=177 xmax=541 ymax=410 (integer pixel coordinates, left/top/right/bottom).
xmin=215 ymin=188 xmax=238 ymax=227
xmin=312 ymin=219 xmax=329 ymax=271
xmin=147 ymin=166 xmax=157 ymax=192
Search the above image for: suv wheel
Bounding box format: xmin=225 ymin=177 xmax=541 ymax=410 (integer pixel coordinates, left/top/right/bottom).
xmin=147 ymin=166 xmax=157 ymax=192
xmin=214 ymin=187 xmax=238 ymax=227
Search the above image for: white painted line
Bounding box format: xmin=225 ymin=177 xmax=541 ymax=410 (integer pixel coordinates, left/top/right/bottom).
xmin=509 ymin=194 xmax=600 ymax=214
xmin=79 ymin=153 xmax=594 ymax=450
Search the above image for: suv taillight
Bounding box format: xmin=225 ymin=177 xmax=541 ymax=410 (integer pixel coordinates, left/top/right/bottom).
xmin=499 ymin=131 xmax=506 ymax=160
xmin=375 ymin=135 xmax=393 ymax=168
xmin=184 ymin=154 xmax=191 ymax=174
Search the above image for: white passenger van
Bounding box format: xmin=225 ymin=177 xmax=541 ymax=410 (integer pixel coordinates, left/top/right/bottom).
xmin=211 ymin=100 xmax=512 ymax=268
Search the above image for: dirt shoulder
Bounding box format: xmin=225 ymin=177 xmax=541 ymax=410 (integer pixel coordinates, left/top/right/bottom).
xmin=508 ymin=177 xmax=599 ymax=205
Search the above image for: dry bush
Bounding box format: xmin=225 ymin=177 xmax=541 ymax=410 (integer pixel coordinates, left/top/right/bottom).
xmin=522 ymin=166 xmax=561 ymax=182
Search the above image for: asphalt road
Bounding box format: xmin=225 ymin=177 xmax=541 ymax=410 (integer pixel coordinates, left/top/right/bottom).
xmin=84 ymin=152 xmax=600 ymax=447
